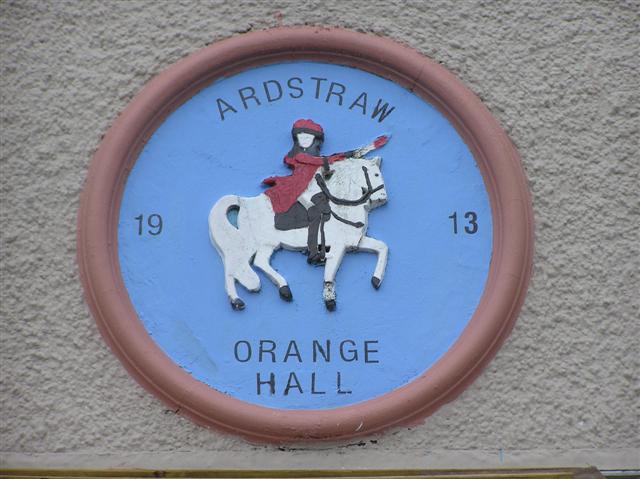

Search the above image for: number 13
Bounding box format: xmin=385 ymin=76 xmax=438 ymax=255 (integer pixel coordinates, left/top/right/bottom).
xmin=449 ymin=211 xmax=478 ymax=234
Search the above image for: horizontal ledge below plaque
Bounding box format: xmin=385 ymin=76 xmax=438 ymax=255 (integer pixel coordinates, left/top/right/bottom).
xmin=0 ymin=467 xmax=605 ymax=479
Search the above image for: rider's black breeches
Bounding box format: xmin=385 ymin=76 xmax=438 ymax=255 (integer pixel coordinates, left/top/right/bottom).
xmin=307 ymin=193 xmax=331 ymax=256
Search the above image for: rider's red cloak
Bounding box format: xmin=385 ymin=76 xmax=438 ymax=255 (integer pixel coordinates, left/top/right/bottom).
xmin=263 ymin=152 xmax=346 ymax=213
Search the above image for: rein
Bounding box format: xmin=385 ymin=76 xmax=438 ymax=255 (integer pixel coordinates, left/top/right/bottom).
xmin=314 ymin=166 xmax=383 ymax=207
xmin=314 ymin=166 xmax=384 ymax=229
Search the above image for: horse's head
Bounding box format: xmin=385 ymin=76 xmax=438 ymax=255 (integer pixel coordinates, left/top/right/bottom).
xmin=364 ymin=156 xmax=387 ymax=210
xmin=330 ymin=157 xmax=387 ymax=211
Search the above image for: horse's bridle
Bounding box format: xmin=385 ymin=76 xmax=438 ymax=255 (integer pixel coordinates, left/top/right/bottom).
xmin=314 ymin=166 xmax=384 ymax=228
xmin=314 ymin=166 xmax=384 ymax=206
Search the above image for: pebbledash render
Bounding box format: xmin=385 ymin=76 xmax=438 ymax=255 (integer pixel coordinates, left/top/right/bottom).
xmin=1 ymin=0 xmax=638 ymax=471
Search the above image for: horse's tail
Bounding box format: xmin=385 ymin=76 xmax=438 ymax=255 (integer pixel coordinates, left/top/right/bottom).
xmin=209 ymin=195 xmax=260 ymax=293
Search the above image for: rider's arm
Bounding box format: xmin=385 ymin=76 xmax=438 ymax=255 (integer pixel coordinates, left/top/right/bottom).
xmin=327 ymin=151 xmax=355 ymax=164
xmin=294 ymin=153 xmax=325 ymax=166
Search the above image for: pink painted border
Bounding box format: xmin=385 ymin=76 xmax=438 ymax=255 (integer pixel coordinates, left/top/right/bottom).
xmin=77 ymin=27 xmax=533 ymax=442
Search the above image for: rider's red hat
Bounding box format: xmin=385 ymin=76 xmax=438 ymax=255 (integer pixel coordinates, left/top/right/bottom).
xmin=292 ymin=119 xmax=324 ymax=138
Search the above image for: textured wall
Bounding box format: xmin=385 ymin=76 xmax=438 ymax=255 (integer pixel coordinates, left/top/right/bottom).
xmin=1 ymin=0 xmax=638 ymax=469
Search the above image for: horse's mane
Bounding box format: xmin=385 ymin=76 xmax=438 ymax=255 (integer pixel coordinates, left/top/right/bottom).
xmin=333 ymin=156 xmax=378 ymax=173
xmin=325 ymin=157 xmax=382 ymax=201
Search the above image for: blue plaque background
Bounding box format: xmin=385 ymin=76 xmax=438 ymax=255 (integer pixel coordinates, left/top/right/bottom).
xmin=118 ymin=62 xmax=492 ymax=409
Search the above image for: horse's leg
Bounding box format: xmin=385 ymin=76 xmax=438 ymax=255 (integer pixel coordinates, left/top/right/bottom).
xmin=224 ymin=269 xmax=245 ymax=310
xmin=253 ymin=246 xmax=292 ymax=302
xmin=323 ymin=245 xmax=346 ymax=311
xmin=357 ymin=236 xmax=389 ymax=289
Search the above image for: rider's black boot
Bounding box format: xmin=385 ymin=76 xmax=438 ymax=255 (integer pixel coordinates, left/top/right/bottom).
xmin=307 ymin=206 xmax=325 ymax=264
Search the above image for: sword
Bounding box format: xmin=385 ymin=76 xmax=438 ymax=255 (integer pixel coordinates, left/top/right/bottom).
xmin=352 ymin=134 xmax=390 ymax=158
xmin=323 ymin=135 xmax=390 ymax=178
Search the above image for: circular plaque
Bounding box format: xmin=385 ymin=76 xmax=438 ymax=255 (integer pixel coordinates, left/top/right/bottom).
xmin=77 ymin=27 xmax=533 ymax=442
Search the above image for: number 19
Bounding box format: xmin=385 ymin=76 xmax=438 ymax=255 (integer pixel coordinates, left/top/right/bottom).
xmin=135 ymin=214 xmax=163 ymax=236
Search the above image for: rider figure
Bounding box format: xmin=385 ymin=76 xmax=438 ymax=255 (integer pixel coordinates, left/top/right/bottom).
xmin=262 ymin=119 xmax=354 ymax=264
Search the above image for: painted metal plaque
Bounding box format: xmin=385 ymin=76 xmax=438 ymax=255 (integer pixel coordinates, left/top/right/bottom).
xmin=78 ymin=28 xmax=533 ymax=441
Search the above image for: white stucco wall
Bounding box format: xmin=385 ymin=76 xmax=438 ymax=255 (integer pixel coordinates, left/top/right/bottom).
xmin=1 ymin=0 xmax=638 ymax=470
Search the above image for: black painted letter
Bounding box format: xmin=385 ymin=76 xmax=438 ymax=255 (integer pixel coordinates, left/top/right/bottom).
xmin=216 ymin=98 xmax=237 ymax=121
xmin=311 ymin=372 xmax=326 ymax=394
xmin=364 ymin=340 xmax=379 ymax=363
xmin=238 ymin=86 xmax=261 ymax=109
xmin=349 ymin=91 xmax=368 ymax=114
xmin=263 ymin=80 xmax=283 ymax=102
xmin=284 ymin=340 xmax=303 ymax=363
xmin=312 ymin=340 xmax=330 ymax=362
xmin=371 ymin=99 xmax=395 ymax=122
xmin=287 ymin=77 xmax=304 ymax=99
xmin=325 ymin=81 xmax=346 ymax=105
xmin=284 ymin=372 xmax=303 ymax=395
xmin=310 ymin=77 xmax=327 ymax=99
xmin=256 ymin=372 xmax=275 ymax=395
xmin=259 ymin=340 xmax=276 ymax=362
xmin=337 ymin=372 xmax=352 ymax=394
xmin=234 ymin=340 xmax=251 ymax=362
xmin=339 ymin=339 xmax=358 ymax=362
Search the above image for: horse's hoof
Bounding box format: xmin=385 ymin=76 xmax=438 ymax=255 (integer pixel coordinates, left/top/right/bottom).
xmin=230 ymin=298 xmax=245 ymax=310
xmin=325 ymin=299 xmax=336 ymax=311
xmin=279 ymin=285 xmax=293 ymax=302
xmin=307 ymin=253 xmax=325 ymax=265
xmin=371 ymin=276 xmax=381 ymax=289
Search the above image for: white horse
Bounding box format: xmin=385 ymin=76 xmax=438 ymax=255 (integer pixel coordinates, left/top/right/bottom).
xmin=209 ymin=156 xmax=388 ymax=311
